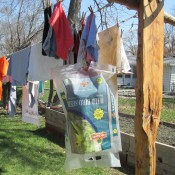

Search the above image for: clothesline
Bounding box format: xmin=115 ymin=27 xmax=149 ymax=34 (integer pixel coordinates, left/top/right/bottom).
xmin=95 ymin=2 xmax=114 ymax=13
xmin=119 ymin=12 xmax=138 ymax=24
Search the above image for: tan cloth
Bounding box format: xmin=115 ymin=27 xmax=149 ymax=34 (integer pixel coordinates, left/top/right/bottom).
xmin=98 ymin=25 xmax=130 ymax=73
xmin=98 ymin=26 xmax=131 ymax=106
xmin=98 ymin=25 xmax=121 ymax=68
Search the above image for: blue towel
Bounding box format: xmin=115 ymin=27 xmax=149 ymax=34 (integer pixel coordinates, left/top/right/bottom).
xmin=8 ymin=47 xmax=31 ymax=86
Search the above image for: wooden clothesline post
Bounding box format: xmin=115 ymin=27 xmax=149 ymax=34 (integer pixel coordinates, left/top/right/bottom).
xmin=135 ymin=0 xmax=164 ymax=174
xmin=107 ymin=0 xmax=175 ymax=174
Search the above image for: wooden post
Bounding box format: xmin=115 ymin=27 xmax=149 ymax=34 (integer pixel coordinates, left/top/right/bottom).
xmin=135 ymin=0 xmax=164 ymax=174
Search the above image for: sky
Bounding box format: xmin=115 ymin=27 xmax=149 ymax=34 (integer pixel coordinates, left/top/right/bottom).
xmin=60 ymin=0 xmax=175 ymax=15
xmin=51 ymin=0 xmax=175 ymax=33
xmin=164 ymin=1 xmax=175 ymax=14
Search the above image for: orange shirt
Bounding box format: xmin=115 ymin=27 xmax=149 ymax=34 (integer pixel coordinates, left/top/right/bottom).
xmin=0 ymin=56 xmax=9 ymax=100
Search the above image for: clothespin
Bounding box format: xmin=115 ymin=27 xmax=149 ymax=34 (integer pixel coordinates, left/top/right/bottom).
xmin=81 ymin=12 xmax=86 ymax=23
xmin=82 ymin=12 xmax=86 ymax=20
xmin=80 ymin=12 xmax=86 ymax=29
xmin=88 ymin=6 xmax=94 ymax=14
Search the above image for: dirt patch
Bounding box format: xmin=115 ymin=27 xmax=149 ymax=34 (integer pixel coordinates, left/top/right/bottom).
xmin=119 ymin=113 xmax=175 ymax=147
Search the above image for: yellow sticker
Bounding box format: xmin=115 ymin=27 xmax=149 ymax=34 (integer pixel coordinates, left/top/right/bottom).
xmin=93 ymin=108 xmax=104 ymax=120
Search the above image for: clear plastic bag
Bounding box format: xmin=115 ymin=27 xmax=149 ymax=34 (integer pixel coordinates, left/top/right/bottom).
xmin=51 ymin=62 xmax=122 ymax=171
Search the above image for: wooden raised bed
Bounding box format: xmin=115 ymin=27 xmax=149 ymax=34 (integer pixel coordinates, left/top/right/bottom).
xmin=45 ymin=108 xmax=66 ymax=138
xmin=120 ymin=132 xmax=175 ymax=175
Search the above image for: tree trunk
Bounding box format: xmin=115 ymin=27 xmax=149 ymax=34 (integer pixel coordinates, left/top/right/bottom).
xmin=67 ymin=0 xmax=82 ymax=24
xmin=135 ymin=0 xmax=164 ymax=174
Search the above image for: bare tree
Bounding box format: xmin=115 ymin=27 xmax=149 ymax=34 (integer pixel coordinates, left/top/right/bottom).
xmin=164 ymin=24 xmax=175 ymax=57
xmin=123 ymin=29 xmax=138 ymax=56
xmin=0 ymin=0 xmax=138 ymax=55
xmin=0 ymin=0 xmax=43 ymax=54
xmin=67 ymin=0 xmax=82 ymax=24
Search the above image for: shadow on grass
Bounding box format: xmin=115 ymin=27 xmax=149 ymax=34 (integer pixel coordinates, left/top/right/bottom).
xmin=0 ymin=133 xmax=65 ymax=173
xmin=0 ymin=112 xmax=22 ymax=116
xmin=0 ymin=167 xmax=6 ymax=174
xmin=32 ymin=128 xmax=65 ymax=149
xmin=0 ymin=112 xmax=7 ymax=115
xmin=114 ymin=166 xmax=135 ymax=175
xmin=32 ymin=128 xmax=135 ymax=175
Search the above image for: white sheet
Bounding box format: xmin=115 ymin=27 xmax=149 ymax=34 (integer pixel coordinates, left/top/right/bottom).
xmin=28 ymin=42 xmax=63 ymax=81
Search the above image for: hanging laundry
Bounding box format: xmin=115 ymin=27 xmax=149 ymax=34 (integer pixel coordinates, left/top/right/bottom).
xmin=49 ymin=2 xmax=74 ymax=60
xmin=98 ymin=25 xmax=131 ymax=73
xmin=77 ymin=13 xmax=98 ymax=65
xmin=67 ymin=51 xmax=75 ymax=65
xmin=72 ymin=15 xmax=85 ymax=63
xmin=42 ymin=2 xmax=52 ymax=56
xmin=8 ymin=86 xmax=16 ymax=116
xmin=7 ymin=47 xmax=31 ymax=86
xmin=28 ymin=42 xmax=63 ymax=81
xmin=0 ymin=56 xmax=9 ymax=101
xmin=51 ymin=63 xmax=122 ymax=171
xmin=42 ymin=26 xmax=57 ymax=57
xmin=39 ymin=81 xmax=45 ymax=98
xmin=120 ymin=38 xmax=131 ymax=73
xmin=72 ymin=30 xmax=81 ymax=62
xmin=42 ymin=2 xmax=58 ymax=58
xmin=7 ymin=47 xmax=30 ymax=116
xmin=2 ymin=82 xmax=11 ymax=109
xmin=82 ymin=13 xmax=98 ymax=62
xmin=2 ymin=73 xmax=12 ymax=109
xmin=22 ymin=82 xmax=40 ymax=127
xmin=67 ymin=24 xmax=78 ymax=64
xmin=2 ymin=75 xmax=11 ymax=84
xmin=28 ymin=82 xmax=37 ymax=108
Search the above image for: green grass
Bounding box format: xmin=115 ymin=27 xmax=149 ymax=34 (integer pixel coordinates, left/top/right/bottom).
xmin=0 ymin=114 xmax=131 ymax=175
xmin=41 ymin=81 xmax=175 ymax=123
xmin=118 ymin=97 xmax=175 ymax=123
xmin=118 ymin=98 xmax=136 ymax=115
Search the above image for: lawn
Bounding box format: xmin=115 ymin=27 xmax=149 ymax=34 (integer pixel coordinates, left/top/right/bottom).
xmin=118 ymin=97 xmax=175 ymax=123
xmin=0 ymin=112 xmax=133 ymax=175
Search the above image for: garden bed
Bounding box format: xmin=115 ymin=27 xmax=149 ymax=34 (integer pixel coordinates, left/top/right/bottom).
xmin=119 ymin=113 xmax=175 ymax=147
xmin=120 ymin=132 xmax=175 ymax=175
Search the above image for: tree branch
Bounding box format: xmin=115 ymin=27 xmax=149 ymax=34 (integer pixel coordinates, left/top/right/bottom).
xmin=107 ymin=0 xmax=175 ymax=26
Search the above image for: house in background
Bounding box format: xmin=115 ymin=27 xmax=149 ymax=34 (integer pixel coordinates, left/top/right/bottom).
xmin=163 ymin=57 xmax=175 ymax=92
xmin=118 ymin=56 xmax=175 ymax=92
xmin=117 ymin=56 xmax=136 ymax=88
